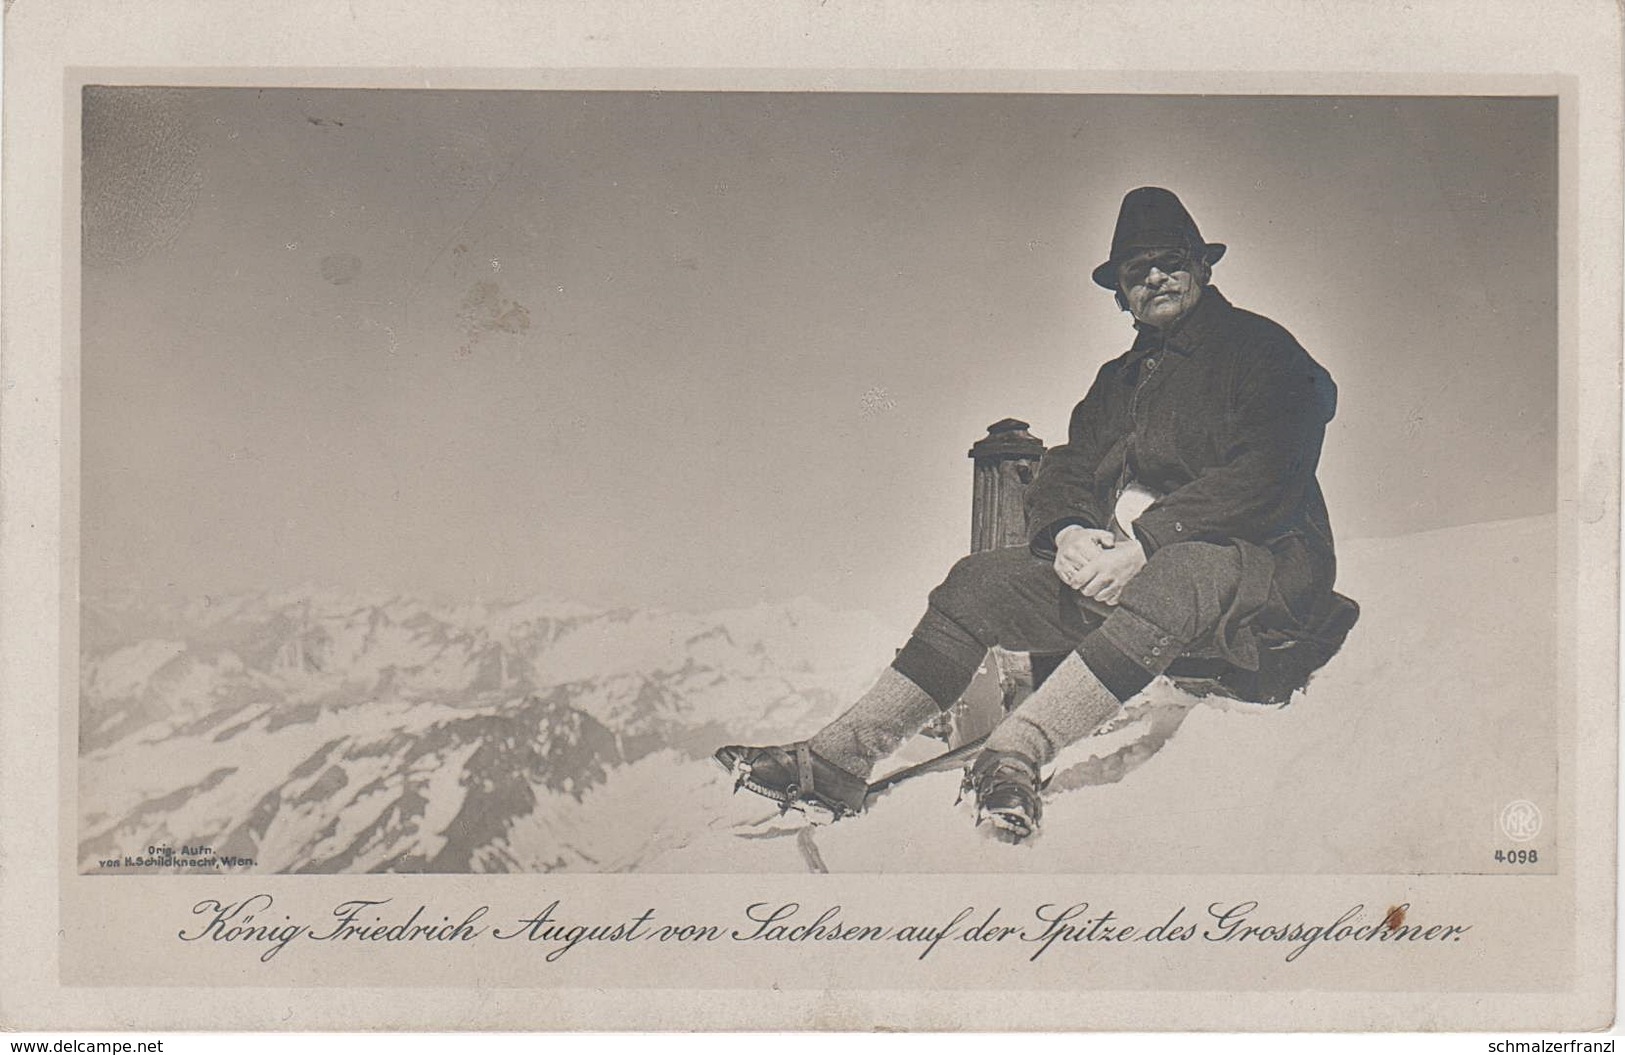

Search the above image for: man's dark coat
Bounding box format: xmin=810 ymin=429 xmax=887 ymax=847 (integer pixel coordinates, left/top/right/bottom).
xmin=1024 ymin=286 xmax=1356 ymax=692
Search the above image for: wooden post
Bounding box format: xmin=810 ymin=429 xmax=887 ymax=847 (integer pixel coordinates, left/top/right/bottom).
xmin=939 ymin=419 xmax=1045 ymax=748
xmin=968 ymin=418 xmax=1045 ymax=553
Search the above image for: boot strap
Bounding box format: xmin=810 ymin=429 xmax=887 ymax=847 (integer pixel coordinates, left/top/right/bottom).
xmin=795 ymin=741 xmax=816 ymax=797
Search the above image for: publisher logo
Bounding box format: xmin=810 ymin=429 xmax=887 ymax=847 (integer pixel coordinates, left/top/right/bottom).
xmin=1499 ymin=800 xmax=1542 ymax=842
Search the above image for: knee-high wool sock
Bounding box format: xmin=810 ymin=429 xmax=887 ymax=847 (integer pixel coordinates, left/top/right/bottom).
xmin=808 ymin=666 xmax=941 ymax=779
xmin=983 ymin=651 xmax=1126 ymax=767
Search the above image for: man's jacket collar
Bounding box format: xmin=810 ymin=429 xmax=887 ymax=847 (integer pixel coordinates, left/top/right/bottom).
xmin=1125 ymin=286 xmax=1234 ymax=375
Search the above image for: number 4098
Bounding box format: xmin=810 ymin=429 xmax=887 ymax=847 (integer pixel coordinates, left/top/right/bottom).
xmin=1495 ymin=849 xmax=1538 ymax=864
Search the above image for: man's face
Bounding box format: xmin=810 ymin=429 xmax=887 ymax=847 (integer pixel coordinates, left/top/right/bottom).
xmin=1118 ymin=247 xmax=1206 ymax=329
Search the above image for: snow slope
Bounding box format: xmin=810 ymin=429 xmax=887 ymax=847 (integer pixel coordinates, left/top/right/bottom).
xmin=649 ymin=513 xmax=1560 ymax=874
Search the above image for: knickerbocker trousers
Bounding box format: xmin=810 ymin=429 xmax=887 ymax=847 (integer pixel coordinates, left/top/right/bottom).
xmin=891 ymin=541 xmax=1244 ymax=707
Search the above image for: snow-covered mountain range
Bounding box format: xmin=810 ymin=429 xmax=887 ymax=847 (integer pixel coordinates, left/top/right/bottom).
xmin=78 ymin=590 xmax=893 ymax=873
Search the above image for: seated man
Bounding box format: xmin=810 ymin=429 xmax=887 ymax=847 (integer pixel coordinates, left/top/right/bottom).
xmin=716 ymin=186 xmax=1356 ymax=841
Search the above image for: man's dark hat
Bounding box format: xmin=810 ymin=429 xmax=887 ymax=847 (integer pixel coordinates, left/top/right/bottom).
xmin=1091 ymin=187 xmax=1227 ymax=289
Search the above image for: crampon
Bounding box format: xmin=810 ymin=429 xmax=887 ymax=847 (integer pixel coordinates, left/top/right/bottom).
xmin=960 ymin=750 xmax=1048 ymax=842
xmin=713 ymin=742 xmax=869 ymax=822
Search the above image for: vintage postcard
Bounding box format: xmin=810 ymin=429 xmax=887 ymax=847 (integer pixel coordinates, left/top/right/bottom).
xmin=1 ymin=0 xmax=1618 ymax=1033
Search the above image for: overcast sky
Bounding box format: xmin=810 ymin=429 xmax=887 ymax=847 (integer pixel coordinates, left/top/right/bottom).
xmin=81 ymin=89 xmax=1556 ymax=628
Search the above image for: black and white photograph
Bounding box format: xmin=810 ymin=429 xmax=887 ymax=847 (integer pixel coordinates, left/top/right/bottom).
xmin=76 ymin=88 xmax=1559 ymax=876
